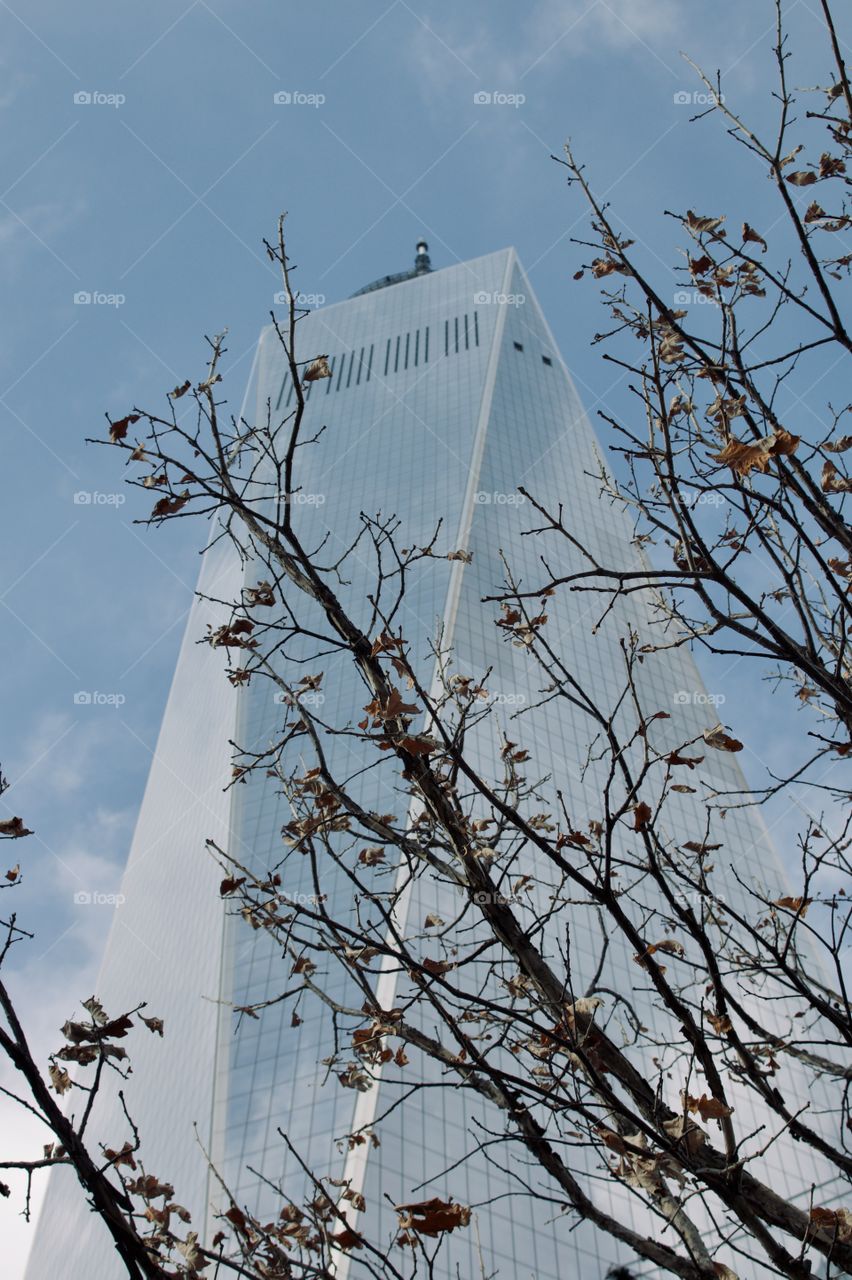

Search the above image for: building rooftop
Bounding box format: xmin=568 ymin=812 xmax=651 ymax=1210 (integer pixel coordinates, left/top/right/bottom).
xmin=350 ymin=239 xmax=432 ymax=297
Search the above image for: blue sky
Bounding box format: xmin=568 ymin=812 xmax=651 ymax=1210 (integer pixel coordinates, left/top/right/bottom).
xmin=0 ymin=2 xmax=847 ymax=1273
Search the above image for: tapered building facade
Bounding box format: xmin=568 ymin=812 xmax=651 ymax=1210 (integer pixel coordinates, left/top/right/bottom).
xmin=25 ymin=246 xmax=843 ymax=1279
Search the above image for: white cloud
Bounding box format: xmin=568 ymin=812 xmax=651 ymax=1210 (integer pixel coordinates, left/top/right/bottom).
xmin=0 ymin=957 xmax=103 ymax=1279
xmin=0 ymin=199 xmax=85 ymax=273
xmin=0 ymin=805 xmax=133 ymax=1276
xmin=405 ymin=0 xmax=680 ymax=94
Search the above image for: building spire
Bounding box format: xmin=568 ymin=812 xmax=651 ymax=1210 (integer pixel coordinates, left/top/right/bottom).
xmin=350 ymin=238 xmax=433 ymax=297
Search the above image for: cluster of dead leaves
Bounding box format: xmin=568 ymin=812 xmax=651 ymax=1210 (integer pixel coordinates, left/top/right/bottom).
xmin=370 ymin=630 xmax=411 ymax=684
xmin=303 ymin=355 xmax=331 ymax=383
xmin=0 ymin=816 xmax=32 ymax=838
xmin=49 ymin=997 xmax=163 ymax=1092
xmin=495 ymin=600 xmax=550 ymax=647
xmin=822 ymin=460 xmax=852 ymax=494
xmin=395 ymin=1196 xmax=471 ymax=1242
xmin=809 ymin=1206 xmax=852 ymax=1242
xmin=710 ymin=427 xmax=799 ymax=476
xmin=207 ymin=618 xmax=258 ymax=651
xmin=703 ymin=725 xmax=743 ymax=752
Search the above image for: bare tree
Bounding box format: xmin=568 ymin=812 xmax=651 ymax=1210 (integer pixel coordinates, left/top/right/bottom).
xmin=1 ymin=3 xmax=851 ymax=1279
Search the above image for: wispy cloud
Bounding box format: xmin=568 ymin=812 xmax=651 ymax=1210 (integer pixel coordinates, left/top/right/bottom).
xmin=405 ymin=0 xmax=680 ymax=95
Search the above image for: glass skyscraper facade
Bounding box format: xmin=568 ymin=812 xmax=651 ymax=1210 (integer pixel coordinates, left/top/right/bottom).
xmin=25 ymin=247 xmax=842 ymax=1280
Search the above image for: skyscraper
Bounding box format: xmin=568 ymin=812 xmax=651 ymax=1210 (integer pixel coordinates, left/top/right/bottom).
xmin=25 ymin=245 xmax=841 ymax=1280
